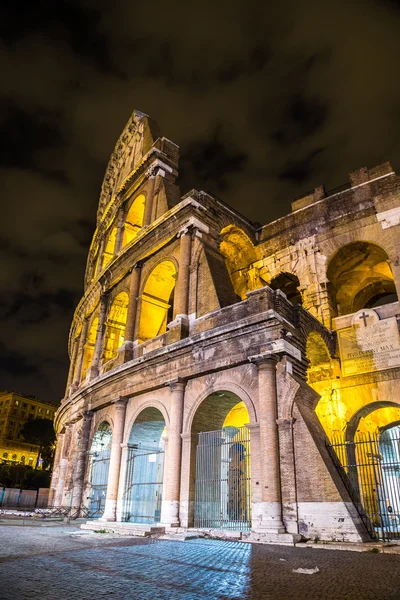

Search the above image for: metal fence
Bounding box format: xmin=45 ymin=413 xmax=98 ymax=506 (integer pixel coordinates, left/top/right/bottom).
xmin=122 ymin=442 xmax=164 ymax=524
xmin=0 ymin=487 xmax=49 ymax=509
xmin=86 ymin=448 xmax=111 ymax=517
xmin=327 ymin=431 xmax=400 ymax=541
xmin=194 ymin=426 xmax=251 ymax=531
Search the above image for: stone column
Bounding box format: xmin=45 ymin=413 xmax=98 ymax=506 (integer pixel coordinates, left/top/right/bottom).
xmin=88 ymin=294 xmax=108 ymax=379
xmin=49 ymin=432 xmax=65 ymax=506
xmin=116 ymin=444 xmax=129 ymax=522
xmin=256 ymin=356 xmax=285 ymax=533
xmin=173 ymin=228 xmax=192 ymax=319
xmin=161 ymin=380 xmax=186 ymax=526
xmin=114 ymin=209 xmax=125 ymax=254
xmin=179 ymin=432 xmax=194 ymax=528
xmin=96 ymin=237 xmax=106 ymax=277
xmin=101 ymin=399 xmax=128 ymax=521
xmin=118 ymin=264 xmax=142 ymax=361
xmin=277 ymin=417 xmax=298 ymax=534
xmin=71 ymin=412 xmax=93 ymax=514
xmin=71 ymin=317 xmax=90 ymax=390
xmin=65 ymin=338 xmax=79 ymax=396
xmin=143 ymin=170 xmax=157 ymax=226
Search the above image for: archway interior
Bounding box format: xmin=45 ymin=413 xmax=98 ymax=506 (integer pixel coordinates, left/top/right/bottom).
xmin=138 ymin=261 xmax=176 ymax=343
xmin=122 ymin=194 xmax=145 ymax=247
xmin=124 ymin=407 xmax=166 ymax=523
xmin=103 ymin=292 xmax=129 ymax=363
xmin=81 ymin=315 xmax=98 ymax=381
xmin=191 ymin=391 xmax=251 ymax=530
xmin=345 ymin=406 xmax=400 ymax=536
xmin=327 ymin=242 xmax=397 ymax=316
xmin=88 ymin=421 xmax=112 ymax=516
xmin=102 ymin=226 xmax=118 ymax=269
xmin=269 ymin=272 xmax=302 ymax=305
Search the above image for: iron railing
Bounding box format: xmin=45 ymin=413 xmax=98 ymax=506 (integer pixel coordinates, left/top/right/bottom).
xmin=327 ymin=431 xmax=400 ymax=541
xmin=122 ymin=442 xmax=164 ymax=524
xmin=194 ymin=426 xmax=251 ymax=531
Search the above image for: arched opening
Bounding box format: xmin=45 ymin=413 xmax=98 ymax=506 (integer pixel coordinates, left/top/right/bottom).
xmin=81 ymin=315 xmax=99 ymax=381
xmin=329 ymin=401 xmax=400 ymax=540
xmin=190 ymin=391 xmax=251 ymax=531
xmin=327 ymin=242 xmax=398 ymax=316
xmin=122 ymin=407 xmax=166 ymax=524
xmin=269 ymin=272 xmax=302 ymax=305
xmin=122 ymin=194 xmax=145 ymax=248
xmin=102 ymin=226 xmax=118 ymax=270
xmin=103 ymin=292 xmax=129 ymax=363
xmin=87 ymin=421 xmax=112 ymax=517
xmin=138 ymin=261 xmax=176 ymax=343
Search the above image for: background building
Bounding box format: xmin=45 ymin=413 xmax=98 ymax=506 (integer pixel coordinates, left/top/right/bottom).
xmin=0 ymin=391 xmax=56 ymax=467
xmin=51 ymin=110 xmax=400 ymax=543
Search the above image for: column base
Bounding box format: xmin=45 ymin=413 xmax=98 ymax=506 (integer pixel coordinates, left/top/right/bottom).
xmin=252 ymin=502 xmax=286 ymax=534
xmin=160 ymin=500 xmax=180 ymax=527
xmin=167 ymin=316 xmax=189 ymax=343
xmin=87 ymin=365 xmax=99 ymax=381
xmin=99 ymin=499 xmax=117 ymax=522
xmin=116 ymin=340 xmax=138 ymax=363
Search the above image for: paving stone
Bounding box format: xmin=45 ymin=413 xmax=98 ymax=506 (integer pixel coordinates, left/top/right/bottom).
xmin=0 ymin=525 xmax=399 ymax=599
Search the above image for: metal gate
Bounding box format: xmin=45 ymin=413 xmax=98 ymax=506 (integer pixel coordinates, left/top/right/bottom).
xmin=122 ymin=443 xmax=164 ymax=524
xmin=87 ymin=448 xmax=111 ymax=517
xmin=194 ymin=426 xmax=251 ymax=531
xmin=327 ymin=430 xmax=400 ymax=541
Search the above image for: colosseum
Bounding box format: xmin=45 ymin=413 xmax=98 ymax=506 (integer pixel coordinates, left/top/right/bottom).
xmin=50 ymin=110 xmax=400 ymax=544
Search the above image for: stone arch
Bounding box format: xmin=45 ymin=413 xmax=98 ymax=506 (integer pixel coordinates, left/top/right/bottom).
xmin=220 ymin=225 xmax=260 ymax=300
xmin=297 ymin=312 xmax=336 ymax=357
xmin=91 ymin=412 xmax=115 ymax=442
xmin=184 ymin=381 xmax=257 ymax=435
xmin=345 ymin=400 xmax=400 ymax=442
xmin=81 ymin=313 xmax=99 ymax=381
xmin=102 ymin=225 xmax=118 ymax=270
xmin=269 ymin=272 xmax=302 ymax=305
xmin=327 ymin=241 xmax=398 ymax=316
xmin=122 ymin=405 xmax=166 ymax=523
xmin=124 ymin=399 xmax=170 ymax=445
xmin=138 ymin=259 xmax=177 ymax=343
xmin=103 ymin=292 xmax=129 ymax=363
xmin=122 ymin=193 xmax=146 ymax=248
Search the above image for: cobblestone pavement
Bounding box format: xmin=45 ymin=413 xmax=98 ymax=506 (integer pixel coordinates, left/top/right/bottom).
xmin=0 ymin=525 xmax=399 ymax=600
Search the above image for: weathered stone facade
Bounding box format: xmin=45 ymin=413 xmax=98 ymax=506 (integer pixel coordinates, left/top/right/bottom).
xmin=51 ymin=110 xmax=400 ymax=543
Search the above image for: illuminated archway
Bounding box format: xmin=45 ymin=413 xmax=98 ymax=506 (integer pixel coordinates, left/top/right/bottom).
xmin=122 ymin=407 xmax=166 ymax=524
xmin=190 ymin=391 xmax=251 ymax=530
xmin=138 ymin=260 xmax=176 ymax=343
xmin=269 ymin=272 xmax=302 ymax=305
xmin=102 ymin=226 xmax=118 ymax=269
xmin=87 ymin=421 xmax=112 ymax=517
xmin=81 ymin=315 xmax=99 ymax=381
xmin=103 ymin=292 xmax=129 ymax=363
xmin=327 ymin=242 xmax=397 ymax=316
xmin=122 ymin=194 xmax=145 ymax=247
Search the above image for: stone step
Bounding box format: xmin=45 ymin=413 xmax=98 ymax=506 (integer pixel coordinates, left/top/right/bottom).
xmin=81 ymin=521 xmax=165 ymax=537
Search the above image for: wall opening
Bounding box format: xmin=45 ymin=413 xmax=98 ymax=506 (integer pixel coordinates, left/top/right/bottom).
xmin=122 ymin=407 xmax=165 ymax=524
xmin=138 ymin=261 xmax=176 ymax=343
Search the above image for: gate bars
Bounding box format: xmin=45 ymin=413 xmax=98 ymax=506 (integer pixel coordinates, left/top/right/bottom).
xmin=194 ymin=426 xmax=251 ymax=531
xmin=122 ymin=442 xmax=164 ymax=524
xmin=327 ymin=430 xmax=400 ymax=541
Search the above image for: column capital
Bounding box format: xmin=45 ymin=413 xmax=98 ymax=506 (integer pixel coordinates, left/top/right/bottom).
xmin=130 ymin=260 xmax=143 ymax=272
xmin=276 ymin=417 xmax=296 ymax=430
xmin=248 ymin=353 xmax=278 ymax=369
xmin=166 ymin=378 xmax=187 ymax=392
xmin=113 ymin=398 xmax=129 ymax=410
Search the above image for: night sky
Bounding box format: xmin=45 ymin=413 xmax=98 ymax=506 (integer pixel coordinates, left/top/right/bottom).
xmin=1 ymin=0 xmax=399 ymax=404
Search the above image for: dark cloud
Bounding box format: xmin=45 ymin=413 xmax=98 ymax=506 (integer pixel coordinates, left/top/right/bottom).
xmin=0 ymin=0 xmax=399 ymax=402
